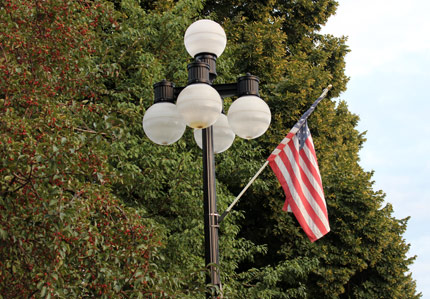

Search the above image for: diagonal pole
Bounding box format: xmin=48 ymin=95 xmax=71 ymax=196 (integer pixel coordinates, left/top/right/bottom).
xmin=218 ymin=161 xmax=269 ymax=223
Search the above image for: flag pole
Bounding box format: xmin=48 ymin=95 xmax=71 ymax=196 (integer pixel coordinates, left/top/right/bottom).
xmin=218 ymin=161 xmax=269 ymax=223
xmin=218 ymin=85 xmax=332 ymax=224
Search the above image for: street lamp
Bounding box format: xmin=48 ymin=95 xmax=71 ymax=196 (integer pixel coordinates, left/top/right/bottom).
xmin=142 ymin=19 xmax=271 ymax=296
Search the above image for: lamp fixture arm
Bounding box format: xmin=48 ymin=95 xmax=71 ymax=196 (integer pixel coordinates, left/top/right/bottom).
xmin=168 ymin=75 xmax=260 ymax=102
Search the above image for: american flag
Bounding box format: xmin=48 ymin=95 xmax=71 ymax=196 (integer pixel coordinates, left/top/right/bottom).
xmin=267 ymin=89 xmax=330 ymax=242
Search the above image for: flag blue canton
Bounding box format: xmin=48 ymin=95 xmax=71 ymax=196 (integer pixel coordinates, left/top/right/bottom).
xmin=298 ymin=121 xmax=310 ymax=150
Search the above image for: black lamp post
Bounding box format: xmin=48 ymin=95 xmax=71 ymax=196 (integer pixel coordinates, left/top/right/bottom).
xmin=142 ymin=20 xmax=271 ymax=297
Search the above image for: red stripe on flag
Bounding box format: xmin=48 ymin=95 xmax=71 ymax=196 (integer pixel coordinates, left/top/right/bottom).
xmin=286 ymin=132 xmax=295 ymax=139
xmin=276 ymin=144 xmax=285 ymax=151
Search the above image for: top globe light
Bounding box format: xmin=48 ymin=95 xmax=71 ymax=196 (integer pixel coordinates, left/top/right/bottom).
xmin=184 ymin=20 xmax=227 ymax=58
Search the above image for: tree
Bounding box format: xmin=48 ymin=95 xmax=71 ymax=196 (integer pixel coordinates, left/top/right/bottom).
xmin=0 ymin=1 xmax=171 ymax=297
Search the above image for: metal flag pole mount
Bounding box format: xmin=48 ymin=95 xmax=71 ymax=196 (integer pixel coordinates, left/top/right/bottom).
xmin=218 ymin=84 xmax=332 ymax=224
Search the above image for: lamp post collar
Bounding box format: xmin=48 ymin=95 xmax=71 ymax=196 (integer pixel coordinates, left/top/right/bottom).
xmin=187 ymin=61 xmax=211 ymax=84
xmin=153 ymin=79 xmax=175 ymax=104
xmin=237 ymin=73 xmax=260 ymax=97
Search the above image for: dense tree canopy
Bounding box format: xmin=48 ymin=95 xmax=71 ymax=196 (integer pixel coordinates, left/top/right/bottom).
xmin=0 ymin=0 xmax=420 ymax=298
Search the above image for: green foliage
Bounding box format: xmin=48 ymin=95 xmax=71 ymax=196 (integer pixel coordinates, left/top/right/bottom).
xmin=0 ymin=0 xmax=174 ymax=297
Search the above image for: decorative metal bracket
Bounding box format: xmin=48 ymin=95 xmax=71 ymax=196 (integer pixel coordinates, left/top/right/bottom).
xmin=209 ymin=213 xmax=220 ymax=228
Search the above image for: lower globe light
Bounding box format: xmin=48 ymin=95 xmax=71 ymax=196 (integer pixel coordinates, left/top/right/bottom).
xmin=142 ymin=102 xmax=186 ymax=145
xmin=227 ymin=95 xmax=271 ymax=139
xmin=176 ymin=83 xmax=222 ymax=129
xmin=193 ymin=114 xmax=235 ymax=154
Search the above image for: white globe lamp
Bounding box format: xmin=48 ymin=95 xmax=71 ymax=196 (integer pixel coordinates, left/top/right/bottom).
xmin=176 ymin=83 xmax=222 ymax=129
xmin=142 ymin=102 xmax=186 ymax=145
xmin=184 ymin=20 xmax=227 ymax=57
xmin=194 ymin=114 xmax=235 ymax=154
xmin=227 ymin=95 xmax=271 ymax=139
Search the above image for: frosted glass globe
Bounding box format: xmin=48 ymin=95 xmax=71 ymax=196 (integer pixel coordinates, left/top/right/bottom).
xmin=184 ymin=20 xmax=227 ymax=57
xmin=176 ymin=83 xmax=222 ymax=129
xmin=194 ymin=114 xmax=235 ymax=154
xmin=227 ymin=95 xmax=271 ymax=139
xmin=142 ymin=102 xmax=186 ymax=145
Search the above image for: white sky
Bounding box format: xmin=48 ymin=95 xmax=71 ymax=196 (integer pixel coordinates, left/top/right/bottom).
xmin=321 ymin=0 xmax=430 ymax=297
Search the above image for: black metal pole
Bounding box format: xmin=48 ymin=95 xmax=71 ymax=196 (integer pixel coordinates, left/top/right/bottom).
xmin=202 ymin=125 xmax=220 ymax=297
